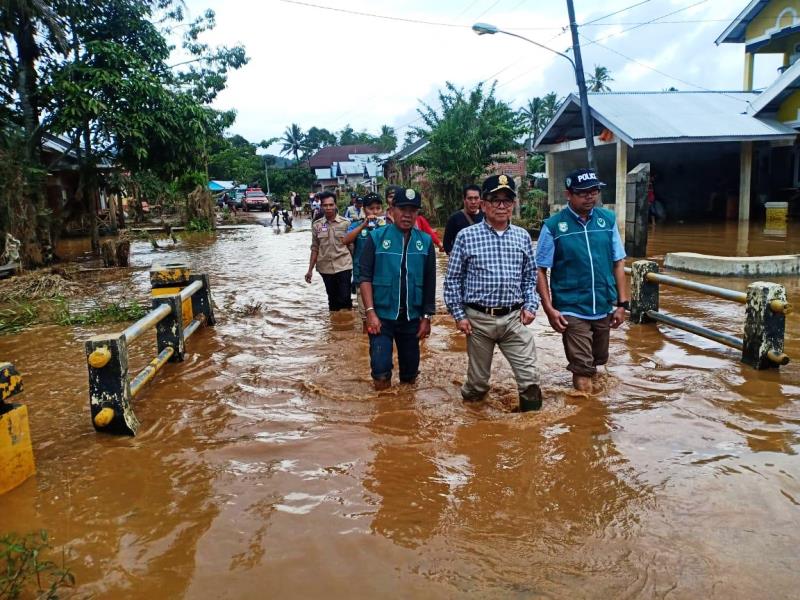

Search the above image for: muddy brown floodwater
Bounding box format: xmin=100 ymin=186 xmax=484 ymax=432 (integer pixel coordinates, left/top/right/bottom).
xmin=1 ymin=218 xmax=799 ymax=598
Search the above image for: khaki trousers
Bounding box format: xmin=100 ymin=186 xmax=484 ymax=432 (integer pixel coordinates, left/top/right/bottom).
xmin=462 ymin=307 xmax=540 ymax=400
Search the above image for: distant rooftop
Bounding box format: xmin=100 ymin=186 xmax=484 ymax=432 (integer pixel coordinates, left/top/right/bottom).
xmin=307 ymin=144 xmax=381 ymax=168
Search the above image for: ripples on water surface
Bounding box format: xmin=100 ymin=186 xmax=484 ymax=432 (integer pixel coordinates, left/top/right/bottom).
xmin=1 ymin=219 xmax=798 ymax=598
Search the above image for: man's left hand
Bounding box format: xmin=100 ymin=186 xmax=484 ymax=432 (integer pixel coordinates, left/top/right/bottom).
xmin=520 ymin=309 xmax=535 ymax=325
xmin=610 ymin=306 xmax=626 ymax=329
xmin=417 ymin=318 xmax=431 ymax=339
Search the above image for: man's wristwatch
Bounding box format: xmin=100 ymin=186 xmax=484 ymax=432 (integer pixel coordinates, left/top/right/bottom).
xmin=616 ymin=300 xmax=630 ymax=310
xmin=421 ymin=314 xmax=432 ymax=320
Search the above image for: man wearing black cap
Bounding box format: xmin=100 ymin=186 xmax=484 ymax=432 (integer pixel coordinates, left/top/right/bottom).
xmin=443 ymin=174 xmax=542 ymax=412
xmin=535 ymin=168 xmax=628 ymax=393
xmin=359 ymin=188 xmax=436 ymax=389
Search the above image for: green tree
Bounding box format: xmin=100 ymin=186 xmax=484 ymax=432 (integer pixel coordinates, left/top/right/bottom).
xmin=587 ymin=65 xmax=613 ymax=92
xmin=413 ymin=81 xmax=525 ymax=219
xmin=303 ymin=126 xmax=336 ymax=155
xmin=375 ymin=124 xmax=397 ymax=153
xmin=337 ymin=124 xmax=357 ymax=145
xmin=280 ymin=123 xmax=304 ymax=162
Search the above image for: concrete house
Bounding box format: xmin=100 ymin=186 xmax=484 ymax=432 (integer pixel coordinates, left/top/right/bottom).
xmin=534 ymin=0 xmax=800 ymax=231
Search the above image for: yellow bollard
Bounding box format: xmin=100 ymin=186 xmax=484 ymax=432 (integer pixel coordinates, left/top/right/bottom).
xmin=88 ymin=345 xmax=112 ymax=368
xmin=93 ymin=407 xmax=116 ymax=428
xmin=0 ymin=363 xmax=35 ymax=495
xmin=150 ymin=262 xmax=194 ymax=327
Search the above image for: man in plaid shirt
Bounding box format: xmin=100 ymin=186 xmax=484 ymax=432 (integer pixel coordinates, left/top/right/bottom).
xmin=444 ymin=174 xmax=542 ymax=412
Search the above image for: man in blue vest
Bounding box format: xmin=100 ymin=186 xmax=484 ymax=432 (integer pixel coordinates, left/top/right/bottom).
xmin=359 ymin=188 xmax=436 ymax=389
xmin=536 ymin=168 xmax=629 ymax=393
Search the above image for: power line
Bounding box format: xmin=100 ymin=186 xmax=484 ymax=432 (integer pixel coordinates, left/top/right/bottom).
xmin=580 ymin=0 xmax=712 ymax=47
xmin=276 ymin=0 xmax=468 ymax=28
xmin=474 ymin=0 xmax=504 ymax=21
xmin=455 ymin=0 xmax=484 ymax=19
xmin=578 ymin=32 xmax=750 ymax=103
xmin=579 ymin=0 xmax=653 ymax=27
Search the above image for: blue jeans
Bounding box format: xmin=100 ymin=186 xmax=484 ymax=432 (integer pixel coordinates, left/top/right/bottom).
xmin=369 ymin=317 xmax=420 ymax=382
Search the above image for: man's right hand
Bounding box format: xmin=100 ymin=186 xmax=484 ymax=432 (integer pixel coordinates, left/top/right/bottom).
xmin=366 ymin=311 xmax=382 ymax=335
xmin=304 ymin=270 xmax=312 ymax=283
xmin=456 ymin=318 xmax=472 ymax=335
xmin=545 ymin=308 xmax=568 ymax=333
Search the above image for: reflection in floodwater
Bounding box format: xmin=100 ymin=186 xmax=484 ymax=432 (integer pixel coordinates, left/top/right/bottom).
xmin=1 ymin=218 xmax=799 ymax=597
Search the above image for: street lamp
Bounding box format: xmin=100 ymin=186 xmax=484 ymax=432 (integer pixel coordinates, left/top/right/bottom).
xmin=472 ymin=22 xmax=597 ymax=173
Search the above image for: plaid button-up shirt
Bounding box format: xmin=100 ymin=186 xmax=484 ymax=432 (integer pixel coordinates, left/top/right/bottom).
xmin=444 ymin=220 xmax=539 ymax=321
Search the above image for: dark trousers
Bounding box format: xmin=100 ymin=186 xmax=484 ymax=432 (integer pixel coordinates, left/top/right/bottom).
xmin=369 ymin=316 xmax=420 ymax=382
xmin=321 ymin=270 xmax=353 ymax=311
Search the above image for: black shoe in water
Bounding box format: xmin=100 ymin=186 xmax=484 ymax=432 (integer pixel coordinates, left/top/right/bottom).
xmin=519 ymin=384 xmax=543 ymax=412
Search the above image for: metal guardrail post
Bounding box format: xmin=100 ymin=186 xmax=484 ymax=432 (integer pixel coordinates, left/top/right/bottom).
xmin=85 ymin=333 xmax=140 ymax=435
xmin=0 ymin=362 xmax=35 ymax=494
xmin=188 ymin=273 xmax=216 ymax=326
xmin=151 ymin=262 xmax=194 ymax=327
xmin=630 ymin=260 xmax=659 ymax=324
xmin=743 ymin=282 xmax=790 ymax=368
xmin=153 ymin=293 xmax=185 ymax=362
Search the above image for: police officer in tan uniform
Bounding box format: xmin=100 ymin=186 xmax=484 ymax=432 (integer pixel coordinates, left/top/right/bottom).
xmin=305 ymin=191 xmax=353 ymax=311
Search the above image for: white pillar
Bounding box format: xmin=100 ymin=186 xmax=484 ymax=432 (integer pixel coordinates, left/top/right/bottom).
xmin=739 ymin=141 xmax=753 ymax=222
xmin=546 ymin=153 xmax=557 ymax=216
xmin=615 ymin=139 xmax=628 ymax=241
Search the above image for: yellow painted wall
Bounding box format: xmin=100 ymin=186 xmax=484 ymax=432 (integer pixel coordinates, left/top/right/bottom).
xmin=777 ymin=89 xmax=800 ymax=121
xmin=745 ymin=0 xmax=800 ymax=42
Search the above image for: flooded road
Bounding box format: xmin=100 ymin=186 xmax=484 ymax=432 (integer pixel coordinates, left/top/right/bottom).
xmin=1 ymin=218 xmax=799 ymax=598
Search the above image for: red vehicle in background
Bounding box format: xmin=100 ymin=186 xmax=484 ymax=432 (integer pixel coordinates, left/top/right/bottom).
xmin=243 ymin=188 xmax=270 ymax=211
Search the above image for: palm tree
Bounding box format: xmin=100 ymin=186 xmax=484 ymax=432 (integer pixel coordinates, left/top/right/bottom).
xmin=520 ymin=96 xmax=544 ymax=142
xmin=587 ymin=65 xmax=613 ymax=92
xmin=280 ymin=123 xmax=304 ymax=162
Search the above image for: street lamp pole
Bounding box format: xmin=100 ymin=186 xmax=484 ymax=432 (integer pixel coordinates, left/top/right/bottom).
xmin=472 ymin=20 xmax=598 ymax=173
xmin=565 ymin=0 xmax=597 ymax=173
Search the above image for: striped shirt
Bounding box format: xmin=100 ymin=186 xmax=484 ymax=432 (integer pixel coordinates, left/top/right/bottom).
xmin=444 ymin=220 xmax=539 ymax=322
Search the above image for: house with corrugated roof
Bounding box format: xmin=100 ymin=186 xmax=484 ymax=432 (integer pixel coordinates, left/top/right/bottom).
xmin=534 ymin=0 xmax=800 ymax=231
xmin=307 ymin=144 xmax=388 ymax=191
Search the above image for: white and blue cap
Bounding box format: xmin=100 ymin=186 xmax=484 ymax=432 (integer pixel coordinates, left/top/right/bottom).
xmin=565 ymin=168 xmax=606 ymax=191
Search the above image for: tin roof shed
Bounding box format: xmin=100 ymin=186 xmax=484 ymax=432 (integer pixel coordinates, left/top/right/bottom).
xmin=534 ymin=91 xmax=797 ymax=151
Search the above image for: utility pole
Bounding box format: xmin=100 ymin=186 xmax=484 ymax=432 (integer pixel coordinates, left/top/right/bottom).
xmin=565 ymin=0 xmax=598 ymax=174
xmin=264 ymin=158 xmax=271 ymax=195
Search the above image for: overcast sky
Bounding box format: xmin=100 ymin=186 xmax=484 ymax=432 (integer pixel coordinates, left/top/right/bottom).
xmin=181 ymin=0 xmax=780 ymax=154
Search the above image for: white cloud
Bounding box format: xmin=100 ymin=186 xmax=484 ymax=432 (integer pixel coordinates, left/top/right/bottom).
xmin=179 ymin=0 xmax=777 ymax=152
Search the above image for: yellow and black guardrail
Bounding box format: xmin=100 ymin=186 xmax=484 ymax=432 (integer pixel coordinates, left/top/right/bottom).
xmin=628 ymin=260 xmax=791 ymax=369
xmin=0 ymin=362 xmax=36 ymax=494
xmin=84 ymin=263 xmax=215 ymax=435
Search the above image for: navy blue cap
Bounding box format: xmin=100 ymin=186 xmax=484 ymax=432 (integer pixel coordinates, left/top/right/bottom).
xmin=393 ymin=187 xmax=421 ymax=208
xmin=363 ymin=192 xmax=382 ymax=206
xmin=482 ymin=174 xmax=517 ymax=197
xmin=565 ymin=168 xmax=606 ymax=191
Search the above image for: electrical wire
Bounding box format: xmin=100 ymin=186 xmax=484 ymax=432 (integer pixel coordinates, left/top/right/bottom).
xmin=578 ymin=32 xmax=751 ymax=103
xmin=581 ymin=0 xmax=712 ymax=48
xmin=276 ymin=0 xmax=468 ymax=28
xmin=579 ymin=0 xmax=653 ymax=27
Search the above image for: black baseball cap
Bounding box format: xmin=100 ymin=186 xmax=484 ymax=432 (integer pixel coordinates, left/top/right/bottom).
xmin=393 ymin=187 xmax=421 ymax=208
xmin=354 ymin=195 xmax=363 ymax=204
xmin=363 ymin=192 xmax=382 ymax=207
xmin=565 ymin=168 xmax=606 ymax=191
xmin=482 ymin=174 xmax=516 ymax=198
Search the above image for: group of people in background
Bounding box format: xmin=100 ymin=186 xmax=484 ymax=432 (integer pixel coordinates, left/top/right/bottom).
xmin=304 ymin=168 xmax=628 ymax=409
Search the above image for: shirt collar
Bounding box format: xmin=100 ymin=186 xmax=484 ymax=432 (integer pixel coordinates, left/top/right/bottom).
xmin=481 ymin=219 xmax=509 ymax=235
xmin=567 ymin=204 xmax=593 ymax=223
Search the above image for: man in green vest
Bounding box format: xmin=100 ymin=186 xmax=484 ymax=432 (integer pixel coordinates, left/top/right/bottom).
xmin=359 ymin=188 xmax=436 ymax=389
xmin=536 ymin=168 xmax=629 ymax=393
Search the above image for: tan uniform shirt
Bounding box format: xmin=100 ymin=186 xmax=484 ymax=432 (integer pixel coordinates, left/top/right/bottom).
xmin=311 ymin=215 xmax=353 ymax=275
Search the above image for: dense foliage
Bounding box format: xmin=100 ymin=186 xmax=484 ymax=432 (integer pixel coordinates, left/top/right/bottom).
xmin=0 ymin=0 xmax=247 ymax=265
xmin=412 ymin=81 xmax=525 ymax=218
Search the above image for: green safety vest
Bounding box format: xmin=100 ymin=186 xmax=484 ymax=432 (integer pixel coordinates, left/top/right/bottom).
xmin=543 ymin=207 xmax=618 ymax=316
xmin=370 ymin=224 xmax=431 ymax=320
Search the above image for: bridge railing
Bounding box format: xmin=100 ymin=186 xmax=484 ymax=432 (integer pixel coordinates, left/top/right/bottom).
xmin=84 ymin=269 xmax=215 ymax=435
xmin=627 ymin=260 xmax=791 ymax=369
